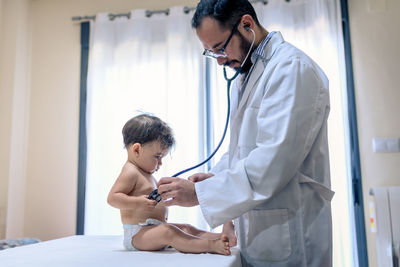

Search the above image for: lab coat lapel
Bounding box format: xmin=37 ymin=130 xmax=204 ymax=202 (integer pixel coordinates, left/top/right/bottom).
xmin=229 ymin=33 xmax=284 ymax=162
xmin=233 ymin=32 xmax=285 ymax=121
xmin=228 ymin=81 xmax=240 ymax=163
xmin=229 ymin=60 xmax=265 ymax=164
xmin=235 ymin=59 xmax=264 ymax=117
xmin=229 ymin=80 xmax=240 ymax=122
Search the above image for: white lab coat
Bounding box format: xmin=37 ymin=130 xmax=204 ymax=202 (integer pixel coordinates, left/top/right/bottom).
xmin=195 ymin=32 xmax=334 ymax=267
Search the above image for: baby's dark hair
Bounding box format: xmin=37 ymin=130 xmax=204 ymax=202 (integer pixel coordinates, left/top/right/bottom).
xmin=122 ymin=114 xmax=175 ymax=149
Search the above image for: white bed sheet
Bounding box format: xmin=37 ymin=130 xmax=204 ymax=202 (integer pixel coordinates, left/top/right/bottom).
xmin=0 ymin=235 xmax=241 ymax=267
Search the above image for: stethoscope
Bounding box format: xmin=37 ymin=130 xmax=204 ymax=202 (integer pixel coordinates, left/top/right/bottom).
xmin=149 ymin=28 xmax=256 ymax=201
xmin=173 ymin=27 xmax=256 ymax=177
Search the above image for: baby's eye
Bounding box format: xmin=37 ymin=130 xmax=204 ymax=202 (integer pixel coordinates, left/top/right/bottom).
xmin=154 ymin=155 xmax=162 ymax=159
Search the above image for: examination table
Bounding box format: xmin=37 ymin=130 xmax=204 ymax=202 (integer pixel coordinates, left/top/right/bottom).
xmin=0 ymin=235 xmax=241 ymax=267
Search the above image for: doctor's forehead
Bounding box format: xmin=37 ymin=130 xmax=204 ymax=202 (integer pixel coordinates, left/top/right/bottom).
xmin=195 ymin=17 xmax=229 ymax=49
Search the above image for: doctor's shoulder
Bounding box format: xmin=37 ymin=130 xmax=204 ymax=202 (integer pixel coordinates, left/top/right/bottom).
xmin=271 ymin=41 xmax=314 ymax=67
xmin=268 ymin=43 xmax=325 ymax=83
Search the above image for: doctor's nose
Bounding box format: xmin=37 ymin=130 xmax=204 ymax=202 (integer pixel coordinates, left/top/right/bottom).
xmin=217 ymin=57 xmax=227 ymax=66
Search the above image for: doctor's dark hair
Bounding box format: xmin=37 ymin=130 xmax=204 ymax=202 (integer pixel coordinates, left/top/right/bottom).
xmin=122 ymin=114 xmax=175 ymax=150
xmin=191 ymin=0 xmax=261 ymax=30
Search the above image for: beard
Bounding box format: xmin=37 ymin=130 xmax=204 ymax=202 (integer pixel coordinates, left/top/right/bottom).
xmin=223 ymin=32 xmax=255 ymax=79
xmin=237 ymin=31 xmax=254 ymax=74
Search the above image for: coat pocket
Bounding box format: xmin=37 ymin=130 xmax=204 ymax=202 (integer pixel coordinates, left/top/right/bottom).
xmin=245 ymin=208 xmax=292 ymax=261
xmin=298 ymin=172 xmax=334 ymax=202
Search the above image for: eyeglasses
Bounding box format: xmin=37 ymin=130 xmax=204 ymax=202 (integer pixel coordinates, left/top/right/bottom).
xmin=203 ymin=21 xmax=240 ymax=59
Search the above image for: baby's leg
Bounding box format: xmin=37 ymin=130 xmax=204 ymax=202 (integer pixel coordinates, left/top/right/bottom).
xmin=171 ymin=223 xmax=221 ymax=240
xmin=132 ymin=223 xmax=230 ymax=255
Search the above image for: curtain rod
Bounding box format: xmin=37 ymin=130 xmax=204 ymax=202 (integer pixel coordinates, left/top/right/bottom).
xmin=71 ymin=0 xmax=269 ymax=22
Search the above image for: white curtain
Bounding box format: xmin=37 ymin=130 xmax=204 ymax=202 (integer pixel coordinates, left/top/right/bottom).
xmin=208 ymin=0 xmax=355 ymax=266
xmin=85 ymin=7 xmax=209 ymax=236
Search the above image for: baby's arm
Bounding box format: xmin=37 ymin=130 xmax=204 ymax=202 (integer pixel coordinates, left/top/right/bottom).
xmin=107 ymin=165 xmax=157 ymax=210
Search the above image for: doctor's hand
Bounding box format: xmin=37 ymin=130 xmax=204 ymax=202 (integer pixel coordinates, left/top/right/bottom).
xmin=157 ymin=177 xmax=199 ymax=207
xmin=188 ymin=172 xmax=214 ymax=183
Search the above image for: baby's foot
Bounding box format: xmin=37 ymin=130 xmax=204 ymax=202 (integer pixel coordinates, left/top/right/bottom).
xmin=223 ymin=227 xmax=237 ymax=247
xmin=209 ymin=234 xmax=231 ymax=255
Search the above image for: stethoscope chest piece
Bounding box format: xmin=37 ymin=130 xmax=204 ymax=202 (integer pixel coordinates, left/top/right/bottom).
xmin=148 ymin=189 xmax=162 ymax=202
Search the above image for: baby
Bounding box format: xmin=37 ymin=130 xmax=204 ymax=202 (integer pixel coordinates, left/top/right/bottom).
xmin=107 ymin=114 xmax=231 ymax=255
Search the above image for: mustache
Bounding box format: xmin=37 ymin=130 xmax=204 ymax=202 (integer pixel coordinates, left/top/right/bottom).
xmin=224 ymin=60 xmax=252 ymax=73
xmin=224 ymin=60 xmax=240 ymax=67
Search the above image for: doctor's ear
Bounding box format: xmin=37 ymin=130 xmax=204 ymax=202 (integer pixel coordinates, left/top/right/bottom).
xmin=240 ymin=14 xmax=255 ymax=32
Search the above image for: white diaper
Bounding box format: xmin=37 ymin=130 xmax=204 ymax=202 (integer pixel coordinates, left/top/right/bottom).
xmin=123 ymin=218 xmax=164 ymax=251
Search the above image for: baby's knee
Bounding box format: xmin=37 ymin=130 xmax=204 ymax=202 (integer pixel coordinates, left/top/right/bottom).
xmin=161 ymin=224 xmax=178 ymax=242
xmin=179 ymin=223 xmax=193 ymax=232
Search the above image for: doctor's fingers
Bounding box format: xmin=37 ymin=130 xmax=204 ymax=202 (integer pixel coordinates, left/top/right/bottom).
xmin=157 ymin=177 xmax=179 ymax=188
xmin=188 ymin=173 xmax=214 ymax=182
xmin=162 ymin=195 xmax=179 ymax=206
xmin=188 ymin=173 xmax=203 ymax=182
xmin=161 ymin=191 xmax=197 ymax=207
xmin=160 ymin=190 xmax=178 ymax=204
xmin=164 ymin=185 xmax=198 ymax=207
xmin=157 ymin=177 xmax=184 ymax=194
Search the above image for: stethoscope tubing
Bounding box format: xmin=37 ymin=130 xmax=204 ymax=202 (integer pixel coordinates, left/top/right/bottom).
xmin=172 ymin=76 xmax=232 ymax=177
xmin=172 ymin=28 xmax=255 ymax=177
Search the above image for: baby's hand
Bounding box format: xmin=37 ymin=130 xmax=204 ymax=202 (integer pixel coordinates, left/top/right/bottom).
xmin=139 ymin=195 xmax=158 ymax=210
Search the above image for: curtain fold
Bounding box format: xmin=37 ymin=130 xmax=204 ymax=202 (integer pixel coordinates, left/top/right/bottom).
xmin=85 ymin=7 xmax=208 ymax=235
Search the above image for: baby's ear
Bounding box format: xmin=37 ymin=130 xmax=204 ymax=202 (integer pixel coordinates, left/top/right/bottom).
xmin=131 ymin=143 xmax=141 ymax=154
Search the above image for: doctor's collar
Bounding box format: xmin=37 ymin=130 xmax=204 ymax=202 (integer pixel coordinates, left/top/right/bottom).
xmin=251 ymin=31 xmax=277 ymax=63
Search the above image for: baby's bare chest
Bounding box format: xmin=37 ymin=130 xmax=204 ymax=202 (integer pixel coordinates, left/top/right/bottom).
xmin=130 ymin=175 xmax=156 ymax=197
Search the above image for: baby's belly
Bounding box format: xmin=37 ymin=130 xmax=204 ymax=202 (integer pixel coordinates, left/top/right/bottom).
xmin=121 ymin=205 xmax=167 ymax=225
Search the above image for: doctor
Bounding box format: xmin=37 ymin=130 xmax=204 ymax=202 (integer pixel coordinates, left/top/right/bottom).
xmin=158 ymin=0 xmax=334 ymax=266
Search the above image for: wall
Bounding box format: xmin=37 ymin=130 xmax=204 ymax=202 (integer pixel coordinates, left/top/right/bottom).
xmin=0 ymin=0 xmax=11 ymax=240
xmin=0 ymin=0 xmax=31 ymax=239
xmin=348 ymin=0 xmax=400 ymax=266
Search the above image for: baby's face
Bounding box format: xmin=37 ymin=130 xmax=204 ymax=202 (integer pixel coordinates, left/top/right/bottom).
xmin=138 ymin=141 xmax=169 ymax=174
